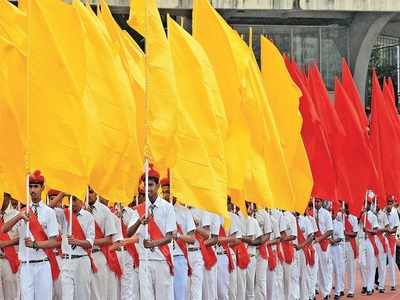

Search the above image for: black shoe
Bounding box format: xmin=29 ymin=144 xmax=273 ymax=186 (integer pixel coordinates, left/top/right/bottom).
xmin=347 ymin=293 xmax=354 ymax=298
xmin=316 ymin=290 xmax=319 ymax=295
xmin=334 ymin=295 xmax=340 ymax=300
xmin=340 ymin=291 xmax=345 ymax=296
xmin=379 ymin=289 xmax=385 ymax=293
xmin=391 ymin=286 xmax=396 ymax=291
xmin=323 ymin=296 xmax=329 ymax=300
xmin=361 ymin=287 xmax=367 ymax=294
xmin=367 ymin=291 xmax=373 ymax=296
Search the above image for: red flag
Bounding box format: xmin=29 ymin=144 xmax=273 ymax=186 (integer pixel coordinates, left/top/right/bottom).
xmin=341 ymin=59 xmax=369 ymax=131
xmin=286 ymin=61 xmax=336 ymax=202
xmin=370 ymin=71 xmax=400 ymax=204
xmin=383 ymin=79 xmax=400 ymax=138
xmin=334 ymin=80 xmax=379 ymax=216
xmin=308 ymin=65 xmax=351 ymax=212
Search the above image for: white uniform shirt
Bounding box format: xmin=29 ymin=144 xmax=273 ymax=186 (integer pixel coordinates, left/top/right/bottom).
xmin=111 ymin=213 xmax=123 ymax=243
xmin=128 ymin=197 xmax=176 ymax=261
xmin=345 ymin=214 xmax=359 ymax=233
xmin=255 ymin=209 xmax=272 ymax=236
xmin=298 ymin=215 xmax=312 ymax=240
xmin=280 ymin=211 xmax=298 ymax=244
xmin=0 ymin=206 xmax=19 ymax=254
xmin=55 ymin=208 xmax=95 ymax=255
xmin=359 ymin=210 xmax=379 ymax=239
xmin=189 ymin=208 xmax=212 ymax=249
xmin=387 ymin=208 xmax=400 ymax=230
xmin=174 ymin=204 xmax=195 ymax=256
xmin=332 ymin=219 xmax=345 ymax=245
xmin=18 ymin=202 xmax=59 ymax=261
xmin=317 ymin=207 xmax=333 ymax=234
xmin=228 ymin=212 xmax=241 ymax=238
xmin=121 ymin=206 xmax=135 ymax=228
xmin=270 ymin=210 xmax=282 ymax=252
xmin=245 ymin=216 xmax=263 ymax=256
xmin=377 ymin=209 xmax=389 ymax=230
xmin=90 ymin=200 xmax=117 ymax=250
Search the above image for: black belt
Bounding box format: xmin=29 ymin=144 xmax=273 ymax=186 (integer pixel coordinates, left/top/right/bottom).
xmin=62 ymin=254 xmax=87 ymax=259
xmin=188 ymin=247 xmax=200 ymax=252
xmin=92 ymin=249 xmax=101 ymax=253
xmin=21 ymin=258 xmax=49 ymax=264
xmin=217 ymin=251 xmax=228 ymax=255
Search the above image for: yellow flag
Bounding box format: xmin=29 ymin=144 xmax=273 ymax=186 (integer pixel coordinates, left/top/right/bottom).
xmin=74 ymin=1 xmax=142 ymax=203
xmin=128 ymin=0 xmax=179 ymax=170
xmin=167 ymin=17 xmax=229 ymax=219
xmin=28 ymin=0 xmax=88 ymax=197
xmin=192 ymin=0 xmax=251 ymax=214
xmin=18 ymin=0 xmax=27 ymax=12
xmin=0 ymin=36 xmax=26 ymax=203
xmin=0 ymin=0 xmax=26 ymax=53
xmin=97 ymin=1 xmax=145 ymax=161
xmin=261 ymin=37 xmax=313 ymax=212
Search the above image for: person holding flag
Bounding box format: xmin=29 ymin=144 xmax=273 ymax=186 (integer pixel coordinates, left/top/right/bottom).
xmin=50 ymin=193 xmax=95 ymax=300
xmin=385 ymin=197 xmax=399 ymax=290
xmin=2 ymin=171 xmax=60 ymax=300
xmin=0 ymin=193 xmax=20 ymax=300
xmin=160 ymin=177 xmax=196 ymax=300
xmin=342 ymin=203 xmax=359 ymax=298
xmin=376 ymin=204 xmax=389 ymax=293
xmin=87 ymin=188 xmax=117 ymax=300
xmin=127 ymin=166 xmax=176 ymax=300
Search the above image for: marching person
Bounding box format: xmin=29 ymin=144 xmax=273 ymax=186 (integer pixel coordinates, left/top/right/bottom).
xmin=376 ymin=204 xmax=389 ymax=293
xmin=343 ymin=203 xmax=358 ymax=298
xmin=127 ymin=166 xmax=176 ymax=300
xmin=280 ymin=210 xmax=299 ymax=300
xmin=2 ymin=170 xmax=60 ymax=300
xmin=331 ymin=212 xmax=345 ymax=300
xmin=314 ymin=198 xmax=333 ymax=300
xmin=296 ymin=212 xmax=314 ymax=300
xmin=0 ymin=193 xmax=20 ymax=300
xmin=305 ymin=203 xmax=318 ymax=300
xmin=87 ymin=188 xmax=117 ymax=300
xmin=241 ymin=202 xmax=263 ymax=300
xmin=385 ymin=197 xmax=399 ymax=291
xmin=216 ymin=200 xmax=238 ymax=300
xmin=268 ymin=209 xmax=284 ymax=300
xmin=254 ymin=206 xmax=272 ymax=300
xmin=360 ymin=197 xmax=379 ymax=296
xmin=187 ymin=207 xmax=212 ymax=300
xmin=50 ymin=193 xmax=96 ymax=300
xmin=160 ymin=177 xmax=196 ymax=300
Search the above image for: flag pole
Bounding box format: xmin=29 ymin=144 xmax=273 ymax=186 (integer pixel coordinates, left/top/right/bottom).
xmin=69 ymin=195 xmax=73 ymax=259
xmin=25 ymin=174 xmax=30 ymax=267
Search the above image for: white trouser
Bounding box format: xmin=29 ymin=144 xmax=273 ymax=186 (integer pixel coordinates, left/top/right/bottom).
xmin=297 ymin=250 xmax=309 ymax=300
xmin=217 ymin=254 xmax=229 ymax=300
xmin=228 ymin=253 xmax=238 ymax=300
xmin=139 ymin=260 xmax=173 ymax=300
xmin=376 ymin=237 xmax=387 ymax=290
xmin=283 ymin=252 xmax=299 ymax=300
xmin=61 ymin=256 xmax=91 ymax=300
xmin=90 ymin=252 xmax=108 ymax=300
xmin=309 ymin=246 xmax=318 ymax=298
xmin=174 ymin=255 xmax=189 ymax=300
xmin=363 ymin=238 xmax=377 ymax=292
xmin=203 ymin=263 xmax=217 ymax=300
xmin=331 ymin=245 xmax=344 ymax=296
xmin=188 ymin=250 xmax=203 ymax=300
xmin=53 ymin=256 xmax=62 ymax=300
xmin=344 ymin=242 xmax=356 ymax=294
xmin=0 ymin=257 xmax=19 ymax=300
xmin=108 ymin=270 xmax=118 ymax=300
xmin=316 ymin=244 xmax=332 ymax=297
xmin=254 ymin=254 xmax=267 ymax=300
xmin=20 ymin=260 xmax=53 ymax=300
xmin=359 ymin=239 xmax=367 ymax=288
xmin=386 ymin=237 xmax=397 ymax=288
xmin=236 ymin=266 xmax=246 ymax=300
xmin=245 ymin=256 xmax=257 ymax=300
xmin=274 ymin=262 xmax=285 ymax=300
xmin=119 ymin=251 xmax=138 ymax=300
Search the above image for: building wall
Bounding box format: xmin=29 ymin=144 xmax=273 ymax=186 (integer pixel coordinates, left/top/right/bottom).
xmin=103 ymin=0 xmax=400 ymax=10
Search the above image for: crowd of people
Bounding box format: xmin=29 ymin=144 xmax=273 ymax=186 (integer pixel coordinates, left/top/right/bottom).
xmin=0 ymin=167 xmax=399 ymax=300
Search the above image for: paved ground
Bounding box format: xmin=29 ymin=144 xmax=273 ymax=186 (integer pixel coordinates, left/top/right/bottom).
xmin=317 ymin=267 xmax=400 ymax=300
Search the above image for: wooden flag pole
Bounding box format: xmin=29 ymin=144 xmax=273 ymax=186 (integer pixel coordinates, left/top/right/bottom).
xmin=69 ymin=195 xmax=73 ymax=260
